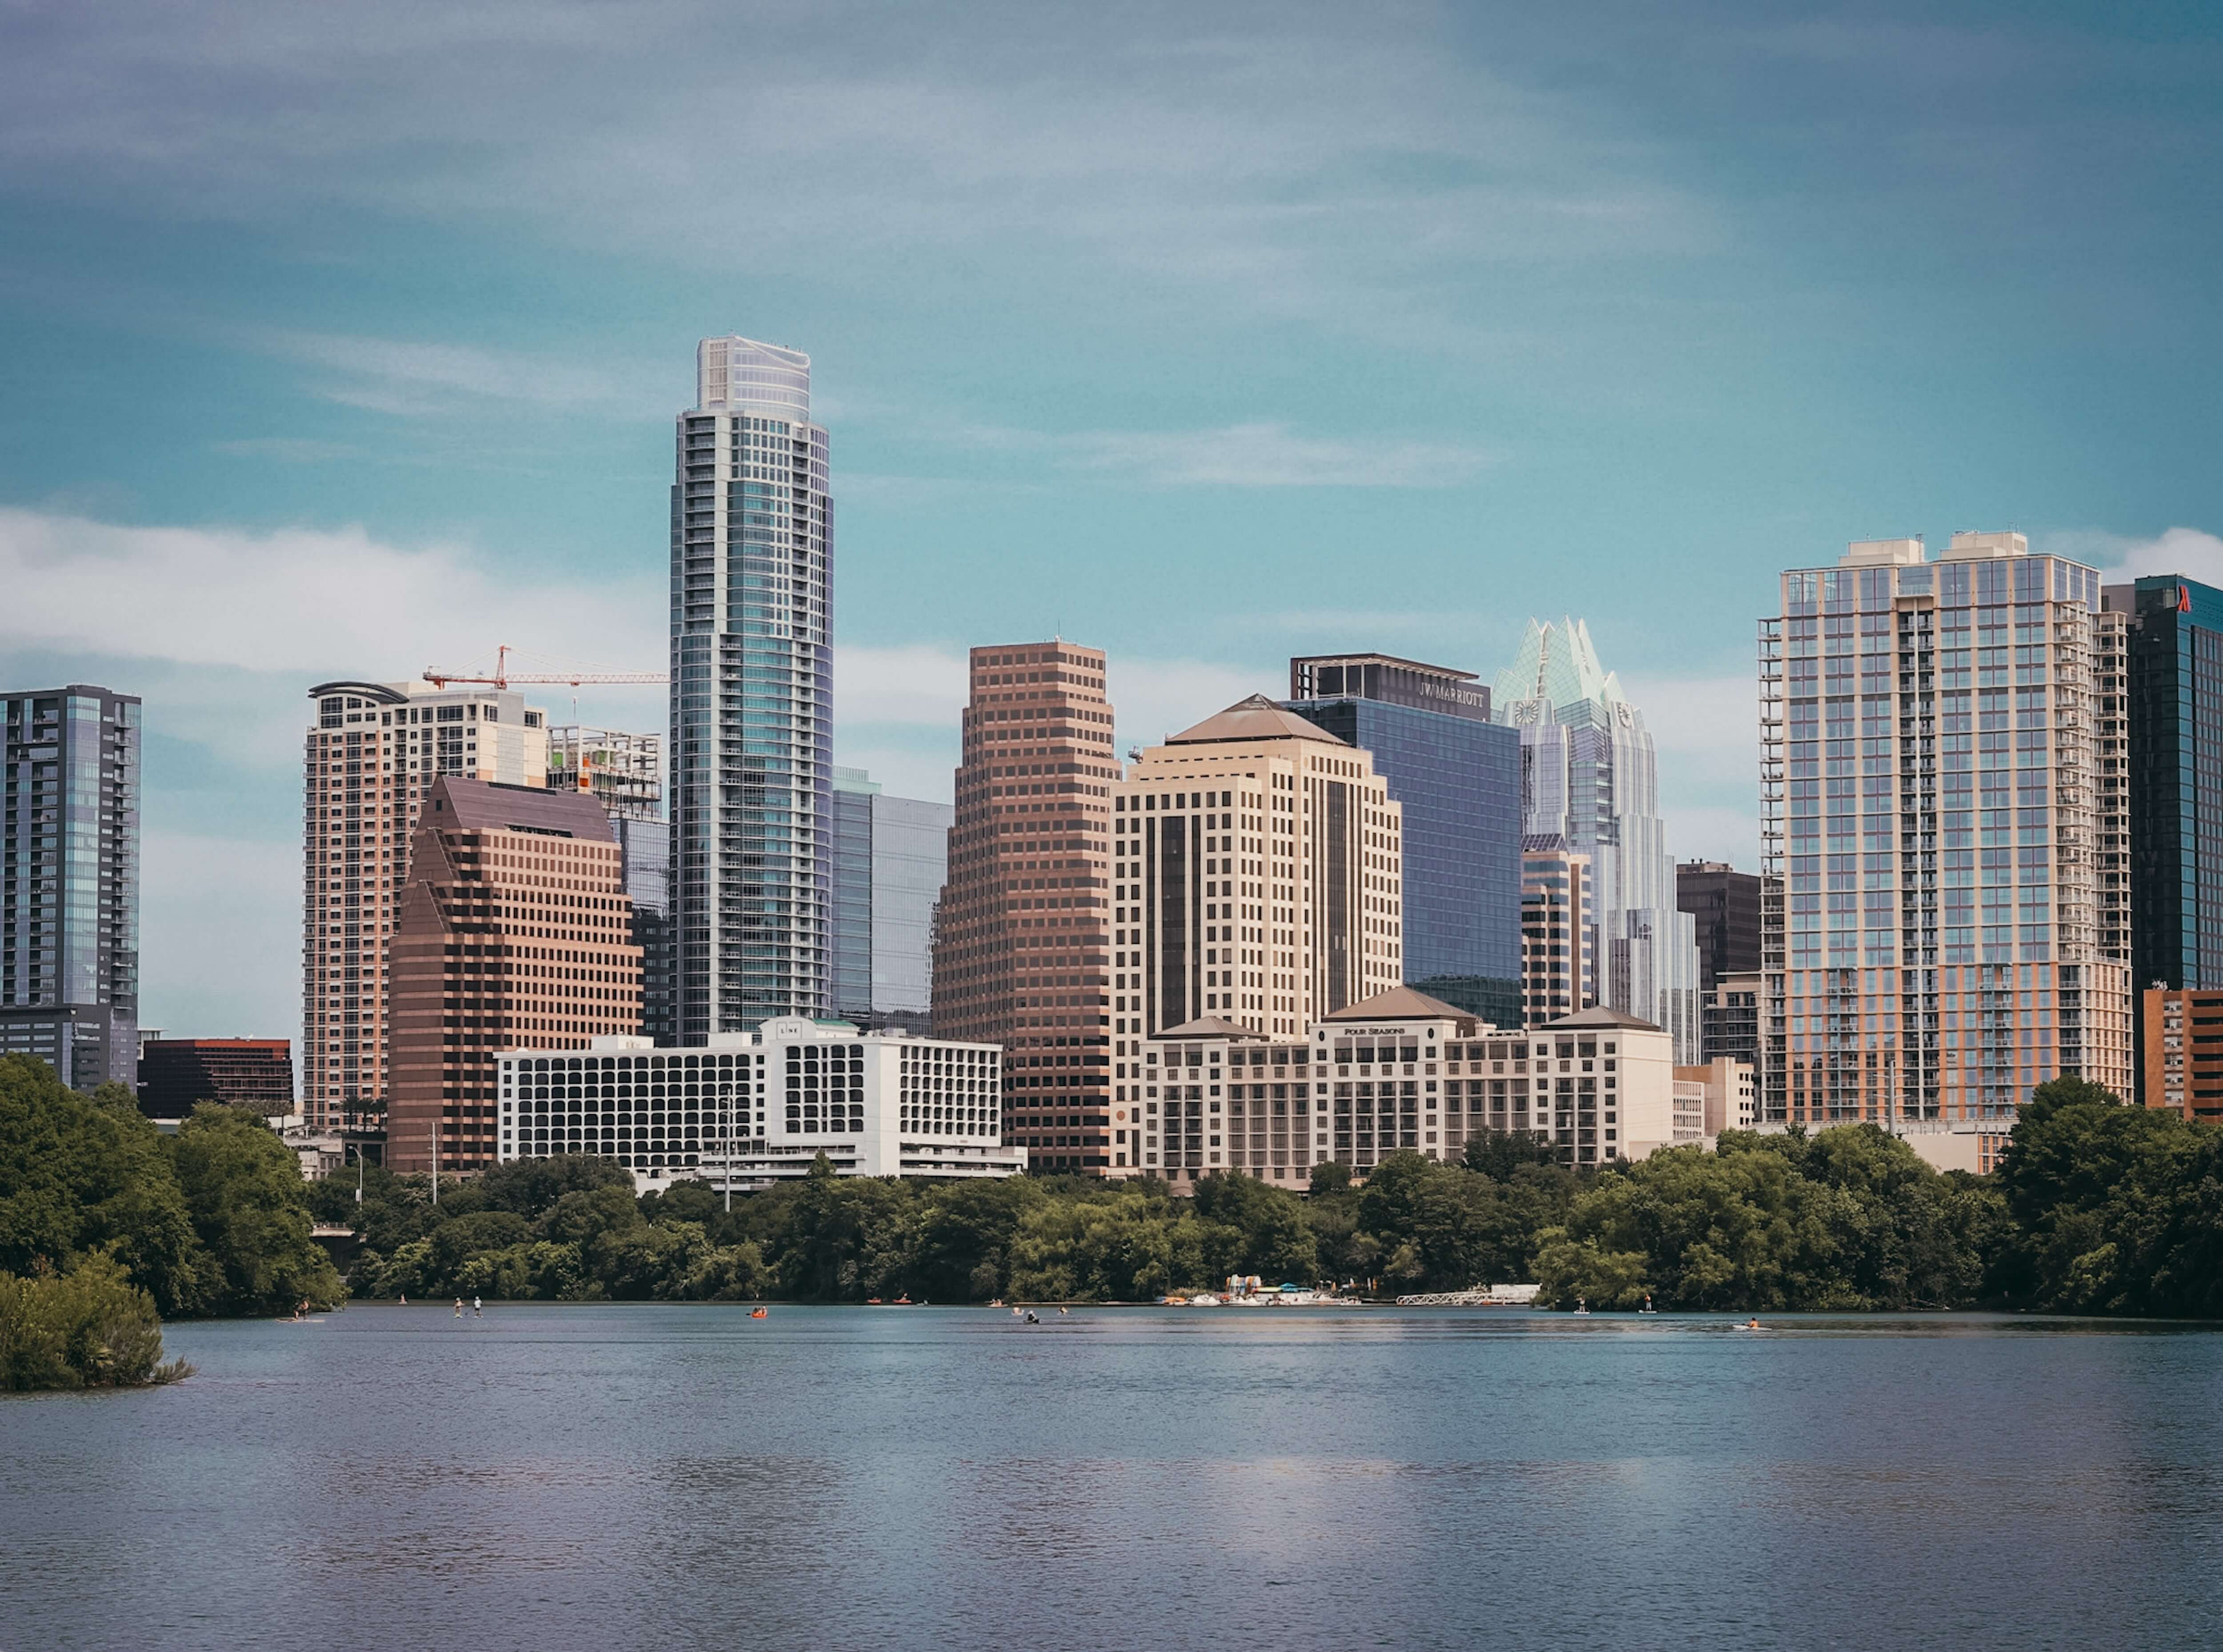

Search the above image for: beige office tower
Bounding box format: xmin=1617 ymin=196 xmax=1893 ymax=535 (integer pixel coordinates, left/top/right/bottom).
xmin=1111 ymin=695 xmax=1401 ymax=1056
xmin=301 ymin=681 xmax=549 ymax=1132
xmin=1758 ymin=533 xmax=2132 ymax=1129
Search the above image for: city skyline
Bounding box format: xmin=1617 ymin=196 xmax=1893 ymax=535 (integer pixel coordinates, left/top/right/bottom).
xmin=5 ymin=6 xmax=2223 ymax=1050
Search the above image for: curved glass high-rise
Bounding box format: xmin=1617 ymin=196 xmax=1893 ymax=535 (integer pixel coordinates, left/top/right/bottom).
xmin=1495 ymin=618 xmax=1700 ymax=1060
xmin=672 ymin=337 xmax=833 ymax=1037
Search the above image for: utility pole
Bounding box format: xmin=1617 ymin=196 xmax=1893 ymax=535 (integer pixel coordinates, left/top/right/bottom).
xmin=429 ymin=1129 xmax=438 ymax=1207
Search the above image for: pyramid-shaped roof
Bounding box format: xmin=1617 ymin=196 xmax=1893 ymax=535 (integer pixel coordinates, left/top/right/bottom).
xmin=1169 ymin=694 xmax=1348 ymax=746
xmin=1320 ymin=985 xmax=1476 ymax=1022
xmin=1544 ymin=1005 xmax=1661 ymax=1032
xmin=1155 ymin=1015 xmax=1271 ymax=1040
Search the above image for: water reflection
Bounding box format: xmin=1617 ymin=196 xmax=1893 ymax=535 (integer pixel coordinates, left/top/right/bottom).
xmin=1 ymin=1305 xmax=2219 ymax=1652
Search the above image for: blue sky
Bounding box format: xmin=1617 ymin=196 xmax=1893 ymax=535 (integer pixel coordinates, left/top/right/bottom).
xmin=3 ymin=0 xmax=2220 ymax=1040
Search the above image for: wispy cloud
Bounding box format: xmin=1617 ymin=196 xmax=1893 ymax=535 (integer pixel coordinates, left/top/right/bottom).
xmin=209 ymin=436 xmax=366 ymax=462
xmin=0 ymin=505 xmax=662 ymax=673
xmin=248 ymin=329 xmax=655 ymax=419
xmin=2050 ymin=525 xmax=2223 ymax=584
xmin=0 ymin=4 xmax=1705 ymax=344
xmin=1010 ymin=422 xmax=1496 ymax=488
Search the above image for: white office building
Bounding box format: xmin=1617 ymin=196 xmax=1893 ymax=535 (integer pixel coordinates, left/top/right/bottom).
xmin=497 ymin=1016 xmax=1022 ymax=1189
xmin=1114 ymin=986 xmax=1690 ymax=1183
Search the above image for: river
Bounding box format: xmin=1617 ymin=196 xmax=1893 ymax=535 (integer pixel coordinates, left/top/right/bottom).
xmin=4 ymin=1305 xmax=2219 ymax=1651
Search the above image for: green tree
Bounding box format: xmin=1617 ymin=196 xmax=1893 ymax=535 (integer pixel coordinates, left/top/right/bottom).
xmin=0 ymin=1253 xmax=193 ymax=1391
xmin=0 ymin=1054 xmax=209 ymax=1315
xmin=168 ymin=1105 xmax=342 ymax=1315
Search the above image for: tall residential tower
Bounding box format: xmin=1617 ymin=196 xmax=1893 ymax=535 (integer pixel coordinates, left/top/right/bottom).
xmin=301 ymin=680 xmax=547 ymax=1131
xmin=1758 ymin=533 xmax=2132 ymax=1127
xmin=0 ymin=686 xmax=139 ymax=1088
xmin=671 ymin=337 xmax=832 ymax=1041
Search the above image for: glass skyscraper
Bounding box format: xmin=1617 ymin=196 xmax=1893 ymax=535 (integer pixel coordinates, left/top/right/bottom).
xmin=1 ymin=685 xmax=140 ymax=1088
xmin=2119 ymin=574 xmax=2223 ymax=990
xmin=671 ymin=337 xmax=833 ymax=1038
xmin=1284 ymin=654 xmax=1522 ymax=1028
xmin=1495 ymin=619 xmax=1701 ymax=1060
xmin=1758 ymin=533 xmax=2132 ymax=1126
xmin=831 ymin=766 xmax=954 ymax=1031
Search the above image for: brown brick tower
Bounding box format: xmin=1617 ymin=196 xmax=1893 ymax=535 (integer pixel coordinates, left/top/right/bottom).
xmin=389 ymin=777 xmax=642 ymax=1173
xmin=931 ymin=642 xmax=1118 ymax=1174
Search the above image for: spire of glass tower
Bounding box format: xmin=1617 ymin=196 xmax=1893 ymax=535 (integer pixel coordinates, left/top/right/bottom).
xmin=1495 ymin=618 xmax=1700 ymax=1060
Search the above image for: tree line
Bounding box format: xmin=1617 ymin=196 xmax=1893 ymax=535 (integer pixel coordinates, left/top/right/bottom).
xmin=314 ymin=1076 xmax=2223 ymax=1316
xmin=8 ymin=1048 xmax=2222 ymax=1381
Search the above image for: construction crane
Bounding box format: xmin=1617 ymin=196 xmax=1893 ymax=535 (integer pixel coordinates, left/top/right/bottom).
xmin=422 ymin=645 xmax=667 ymax=690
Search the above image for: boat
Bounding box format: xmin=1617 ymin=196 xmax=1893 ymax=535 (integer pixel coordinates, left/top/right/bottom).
xmin=748 ymin=1307 xmax=768 ymax=1319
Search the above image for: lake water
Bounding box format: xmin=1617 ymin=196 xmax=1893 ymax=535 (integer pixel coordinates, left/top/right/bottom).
xmin=4 ymin=1305 xmax=2220 ymax=1652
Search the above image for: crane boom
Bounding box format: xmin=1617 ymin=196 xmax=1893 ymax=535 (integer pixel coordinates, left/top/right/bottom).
xmin=421 ymin=644 xmax=667 ymax=690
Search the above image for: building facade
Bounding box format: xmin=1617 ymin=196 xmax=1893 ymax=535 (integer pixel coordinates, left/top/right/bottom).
xmin=1284 ymin=653 xmax=1523 ymax=1026
xmin=1114 ymin=989 xmax=1685 ymax=1183
xmin=389 ymin=777 xmax=642 ymax=1173
xmin=830 ymin=767 xmax=952 ymax=1030
xmin=2119 ymin=575 xmax=2223 ymax=992
xmin=1495 ymin=619 xmax=1701 ymax=1061
xmin=1521 ymin=834 xmax=1594 ymax=1025
xmin=0 ymin=686 xmax=139 ymax=1089
xmin=2141 ymin=987 xmax=2223 ymax=1124
xmin=136 ymin=1038 xmax=295 ymax=1119
xmin=301 ymin=679 xmax=549 ymax=1131
xmin=613 ymin=817 xmax=674 ymax=1047
xmin=1674 ymin=1057 xmax=1756 ymax=1139
xmin=830 ymin=768 xmax=877 ymax=1025
xmin=1701 ymin=970 xmax=1762 ymax=1070
xmin=1675 ymin=861 xmax=1763 ymax=990
xmin=497 ymin=1018 xmax=1018 ymax=1187
xmin=670 ymin=336 xmax=833 ymax=1041
xmin=1758 ymin=532 xmax=2133 ymax=1128
xmin=931 ymin=642 xmax=1118 ymax=1174
xmin=1114 ymin=696 xmax=1402 ymax=1042
xmin=549 ymin=722 xmax=672 ymax=1046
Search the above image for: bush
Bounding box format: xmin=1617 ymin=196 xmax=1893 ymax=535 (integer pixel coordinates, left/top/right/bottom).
xmin=0 ymin=1254 xmax=192 ymax=1391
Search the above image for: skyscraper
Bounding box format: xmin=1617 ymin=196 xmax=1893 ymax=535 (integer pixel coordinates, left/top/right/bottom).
xmin=671 ymin=336 xmax=832 ymax=1041
xmin=389 ymin=777 xmax=642 ymax=1173
xmin=1495 ymin=619 xmax=1700 ymax=1060
xmin=1758 ymin=532 xmax=2133 ymax=1127
xmin=0 ymin=685 xmax=139 ymax=1088
xmin=931 ymin=642 xmax=1118 ymax=1175
xmin=2118 ymin=574 xmax=2223 ymax=991
xmin=829 ymin=766 xmax=953 ymax=1031
xmin=1113 ymin=696 xmax=1402 ymax=1041
xmin=301 ymin=680 xmax=547 ymax=1131
xmin=1284 ymin=653 xmax=1523 ymax=1026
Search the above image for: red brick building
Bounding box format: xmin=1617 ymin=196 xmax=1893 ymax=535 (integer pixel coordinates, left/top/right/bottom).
xmin=389 ymin=778 xmax=642 ymax=1174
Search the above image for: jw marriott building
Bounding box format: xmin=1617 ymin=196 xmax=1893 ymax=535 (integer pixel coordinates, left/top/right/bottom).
xmin=1759 ymin=532 xmax=2133 ymax=1127
xmin=671 ymin=337 xmax=834 ymax=1038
